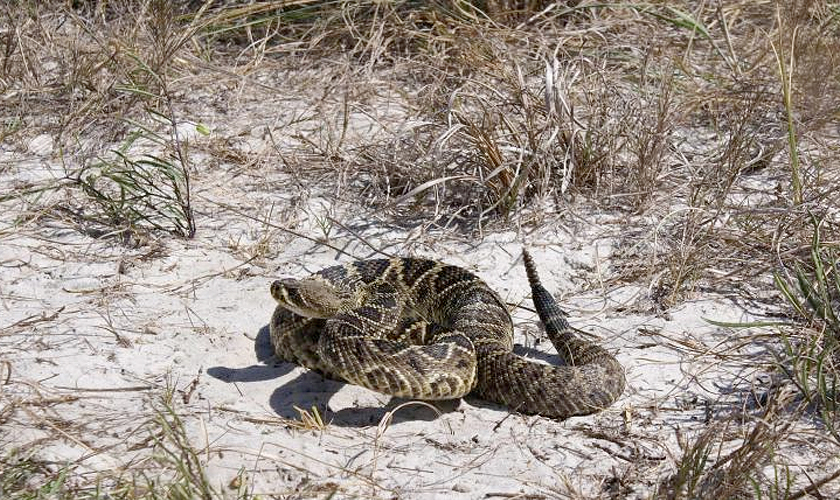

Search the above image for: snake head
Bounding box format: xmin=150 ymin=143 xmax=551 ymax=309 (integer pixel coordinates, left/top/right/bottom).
xmin=270 ymin=278 xmax=354 ymax=318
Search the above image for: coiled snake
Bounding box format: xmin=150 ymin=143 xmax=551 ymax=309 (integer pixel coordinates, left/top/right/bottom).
xmin=269 ymin=250 xmax=624 ymax=418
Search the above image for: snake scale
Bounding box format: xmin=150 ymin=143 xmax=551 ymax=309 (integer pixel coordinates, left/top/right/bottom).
xmin=269 ymin=250 xmax=624 ymax=418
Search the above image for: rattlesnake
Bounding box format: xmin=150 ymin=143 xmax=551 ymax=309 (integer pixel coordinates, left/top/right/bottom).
xmin=269 ymin=250 xmax=624 ymax=418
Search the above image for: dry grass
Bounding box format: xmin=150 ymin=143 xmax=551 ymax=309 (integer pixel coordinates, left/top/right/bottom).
xmin=3 ymin=0 xmax=840 ymax=497
xmin=0 ymin=384 xmax=253 ymax=500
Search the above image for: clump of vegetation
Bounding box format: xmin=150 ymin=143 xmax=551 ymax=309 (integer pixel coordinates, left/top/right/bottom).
xmin=775 ymin=215 xmax=840 ymax=441
xmin=656 ymin=400 xmax=794 ymax=500
xmin=74 ymin=110 xmax=201 ymax=239
xmin=0 ymin=390 xmax=252 ymax=500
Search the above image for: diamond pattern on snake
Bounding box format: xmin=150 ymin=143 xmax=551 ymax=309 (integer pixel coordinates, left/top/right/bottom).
xmin=269 ymin=249 xmax=625 ymax=418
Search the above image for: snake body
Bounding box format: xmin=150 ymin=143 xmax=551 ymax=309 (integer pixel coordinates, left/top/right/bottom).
xmin=269 ymin=250 xmax=624 ymax=418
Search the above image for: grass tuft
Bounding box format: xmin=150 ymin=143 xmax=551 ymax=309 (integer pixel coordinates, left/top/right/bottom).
xmin=657 ymin=390 xmax=796 ymax=500
xmin=73 ymin=109 xmax=199 ymax=239
xmin=774 ymin=214 xmax=840 ymax=441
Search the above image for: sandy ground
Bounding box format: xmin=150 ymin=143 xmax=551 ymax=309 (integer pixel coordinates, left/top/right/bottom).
xmin=1 ymin=70 xmax=835 ymax=499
